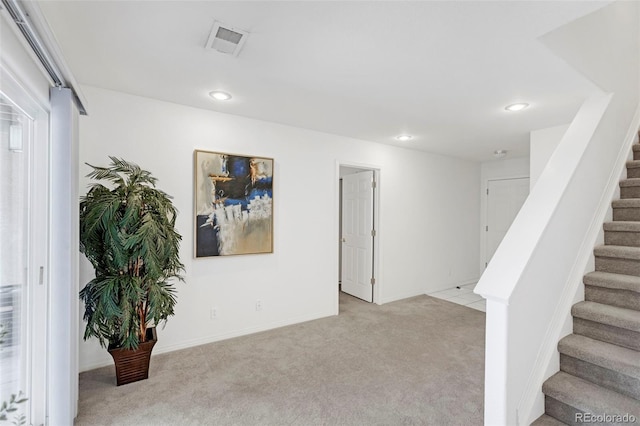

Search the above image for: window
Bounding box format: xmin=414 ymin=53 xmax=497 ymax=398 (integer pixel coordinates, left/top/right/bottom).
xmin=0 ymin=77 xmax=49 ymax=426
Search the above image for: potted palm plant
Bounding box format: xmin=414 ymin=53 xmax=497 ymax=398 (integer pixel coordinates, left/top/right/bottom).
xmin=79 ymin=157 xmax=184 ymax=386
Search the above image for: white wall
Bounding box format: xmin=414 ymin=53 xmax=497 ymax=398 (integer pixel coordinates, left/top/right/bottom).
xmin=78 ymin=86 xmax=481 ymax=371
xmin=480 ymin=157 xmax=529 ymax=183
xmin=530 ymin=124 xmax=569 ymax=189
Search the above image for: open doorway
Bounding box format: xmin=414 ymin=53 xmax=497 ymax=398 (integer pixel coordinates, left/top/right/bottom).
xmin=338 ymin=165 xmax=379 ymax=308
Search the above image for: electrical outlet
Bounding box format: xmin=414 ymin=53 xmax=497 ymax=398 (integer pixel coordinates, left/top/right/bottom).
xmin=255 ymin=299 xmax=262 ymax=311
xmin=210 ymin=307 xmax=218 ymax=319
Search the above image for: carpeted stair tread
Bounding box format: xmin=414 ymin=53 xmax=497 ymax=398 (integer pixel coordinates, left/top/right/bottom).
xmin=531 ymin=414 xmax=568 ymax=425
xmin=613 ymin=199 xmax=640 ymax=209
xmin=542 ymin=372 xmax=640 ymax=417
xmin=572 ymin=301 xmax=640 ymax=332
xmin=594 ymin=245 xmax=640 ymax=260
xmin=634 ymin=144 xmax=640 ymax=152
xmin=559 ymin=334 xmax=640 ymax=379
xmin=584 ymin=271 xmax=640 ymax=293
xmin=627 ymin=160 xmax=640 ymax=169
xmin=604 ymin=221 xmax=640 ymax=232
xmin=620 ymin=178 xmax=640 ymax=187
xmin=613 ymin=198 xmax=640 ymax=208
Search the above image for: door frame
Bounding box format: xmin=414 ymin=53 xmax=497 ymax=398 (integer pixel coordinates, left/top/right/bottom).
xmin=480 ymin=175 xmax=530 ymax=273
xmin=336 ymin=161 xmax=381 ymax=310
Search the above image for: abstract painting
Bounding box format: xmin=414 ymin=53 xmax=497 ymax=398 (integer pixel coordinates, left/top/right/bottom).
xmin=194 ymin=150 xmax=273 ymax=257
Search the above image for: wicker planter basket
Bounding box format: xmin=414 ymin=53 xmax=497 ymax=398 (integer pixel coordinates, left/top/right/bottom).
xmin=108 ymin=327 xmax=157 ymax=386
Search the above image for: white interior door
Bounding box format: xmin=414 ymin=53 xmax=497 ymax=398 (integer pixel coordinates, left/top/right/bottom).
xmin=485 ymin=177 xmax=530 ymax=267
xmin=341 ymin=171 xmax=374 ymax=302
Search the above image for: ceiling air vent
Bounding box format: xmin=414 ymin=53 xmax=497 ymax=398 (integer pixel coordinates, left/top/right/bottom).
xmin=205 ymin=21 xmax=249 ymax=57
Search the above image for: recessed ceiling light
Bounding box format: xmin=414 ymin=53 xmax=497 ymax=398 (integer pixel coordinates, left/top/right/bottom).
xmin=395 ymin=134 xmax=413 ymax=142
xmin=493 ymin=149 xmax=508 ymax=159
xmin=209 ymin=91 xmax=232 ymax=101
xmin=505 ymin=103 xmax=529 ymax=112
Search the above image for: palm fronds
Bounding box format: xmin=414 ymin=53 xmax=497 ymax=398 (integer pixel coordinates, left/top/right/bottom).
xmin=79 ymin=158 xmax=184 ymax=350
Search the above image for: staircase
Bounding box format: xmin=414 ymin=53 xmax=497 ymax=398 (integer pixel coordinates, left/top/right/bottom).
xmin=533 ymin=144 xmax=640 ymax=425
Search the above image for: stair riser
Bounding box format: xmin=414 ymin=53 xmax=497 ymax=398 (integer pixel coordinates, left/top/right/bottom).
xmin=585 ymin=286 xmax=640 ymax=311
xmin=613 ymin=207 xmax=640 ymax=221
xmin=635 ymin=150 xmax=640 ymax=161
xmin=627 ymin=167 xmax=640 ymax=178
xmin=560 ymin=354 xmax=640 ymax=400
xmin=604 ymin=230 xmax=640 ymax=247
xmin=574 ymin=318 xmax=640 ymax=351
xmin=620 ymin=186 xmax=640 ymax=199
xmin=595 ymin=256 xmax=640 ymax=277
xmin=544 ymin=396 xmax=584 ymax=426
xmin=545 ymin=395 xmax=640 ymax=425
xmin=531 ymin=414 xmax=567 ymax=425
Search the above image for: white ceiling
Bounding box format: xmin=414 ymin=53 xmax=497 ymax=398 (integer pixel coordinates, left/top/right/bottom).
xmin=37 ymin=1 xmax=609 ymax=161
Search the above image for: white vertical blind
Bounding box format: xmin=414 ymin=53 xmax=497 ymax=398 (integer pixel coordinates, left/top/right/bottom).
xmin=49 ymin=86 xmax=79 ymax=426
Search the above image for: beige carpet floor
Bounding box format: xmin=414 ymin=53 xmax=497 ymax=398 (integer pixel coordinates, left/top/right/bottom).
xmin=75 ymin=292 xmax=485 ymax=425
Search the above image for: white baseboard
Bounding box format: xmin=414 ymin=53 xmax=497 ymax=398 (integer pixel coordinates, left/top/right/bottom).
xmin=80 ymin=277 xmax=483 ymax=372
xmin=425 ymin=277 xmax=480 ymax=295
xmin=379 ymin=277 xmax=480 ymax=305
xmin=79 ymin=309 xmax=335 ymax=372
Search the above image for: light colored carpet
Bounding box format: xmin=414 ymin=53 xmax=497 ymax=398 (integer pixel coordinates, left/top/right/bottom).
xmin=75 ymin=292 xmax=485 ymax=425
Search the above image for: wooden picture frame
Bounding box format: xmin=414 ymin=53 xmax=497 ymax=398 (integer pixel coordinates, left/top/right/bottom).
xmin=194 ymin=150 xmax=273 ymax=257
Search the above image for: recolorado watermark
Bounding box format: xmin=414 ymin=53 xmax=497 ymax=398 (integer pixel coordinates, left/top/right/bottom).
xmin=575 ymin=412 xmax=637 ymax=423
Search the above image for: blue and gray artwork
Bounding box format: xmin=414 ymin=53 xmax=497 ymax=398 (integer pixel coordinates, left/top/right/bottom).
xmin=195 ymin=151 xmax=273 ymax=257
